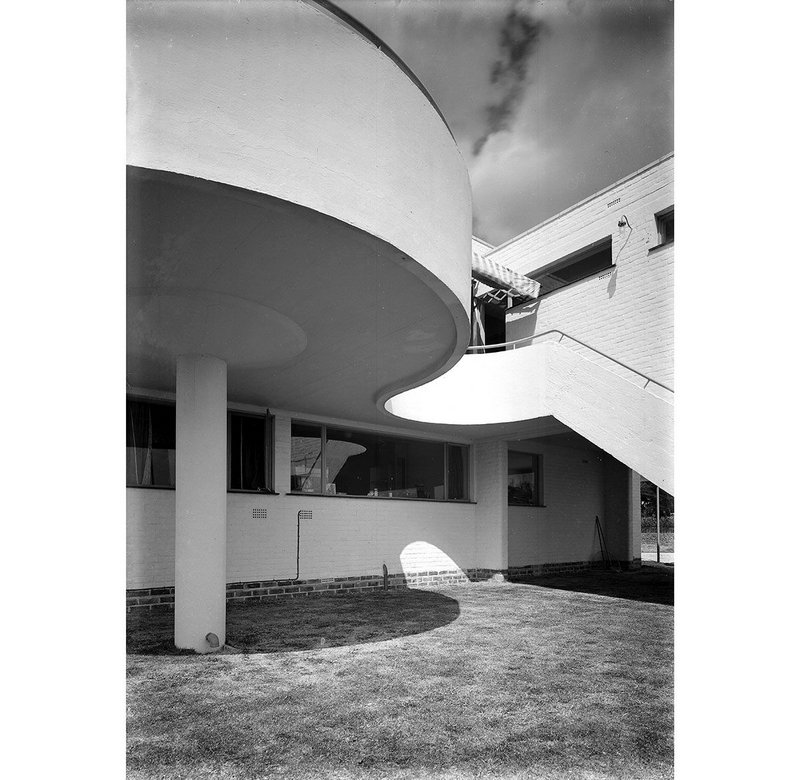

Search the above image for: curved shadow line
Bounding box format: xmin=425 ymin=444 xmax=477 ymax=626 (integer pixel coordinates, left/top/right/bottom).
xmin=127 ymin=590 xmax=461 ymax=657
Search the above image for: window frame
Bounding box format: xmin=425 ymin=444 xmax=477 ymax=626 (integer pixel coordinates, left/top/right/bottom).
xmin=227 ymin=410 xmax=274 ymax=494
xmin=289 ymin=420 xmax=470 ymax=502
xmin=655 ymin=207 xmax=674 ymax=247
xmin=507 ymin=450 xmax=543 ymax=507
xmin=525 ymin=236 xmax=613 ymax=298
xmin=126 ymin=395 xmax=177 ymax=490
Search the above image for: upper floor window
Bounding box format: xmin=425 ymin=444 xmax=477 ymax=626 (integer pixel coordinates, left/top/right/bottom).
xmin=126 ymin=398 xmax=175 ymax=488
xmin=229 ymin=411 xmax=273 ymax=493
xmin=290 ymin=421 xmax=469 ymax=501
xmin=527 ymin=237 xmax=612 ymax=296
xmin=508 ymin=450 xmax=542 ymax=506
xmin=656 ymin=208 xmax=674 ymax=246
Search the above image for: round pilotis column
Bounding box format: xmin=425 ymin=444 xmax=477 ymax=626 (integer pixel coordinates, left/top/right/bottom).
xmin=174 ymin=354 xmax=227 ymax=652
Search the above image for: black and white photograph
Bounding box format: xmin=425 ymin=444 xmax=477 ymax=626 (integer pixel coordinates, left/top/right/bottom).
xmin=7 ymin=1 xmax=800 ymax=779
xmin=125 ymin=2 xmax=674 ymax=777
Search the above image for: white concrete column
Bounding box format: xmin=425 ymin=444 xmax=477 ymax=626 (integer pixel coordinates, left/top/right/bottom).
xmin=174 ymin=354 xmax=227 ymax=652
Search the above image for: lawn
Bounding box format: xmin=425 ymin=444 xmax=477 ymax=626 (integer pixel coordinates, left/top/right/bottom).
xmin=127 ymin=566 xmax=673 ymax=780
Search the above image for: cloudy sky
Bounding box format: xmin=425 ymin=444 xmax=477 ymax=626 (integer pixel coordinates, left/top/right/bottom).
xmin=336 ymin=0 xmax=674 ymax=246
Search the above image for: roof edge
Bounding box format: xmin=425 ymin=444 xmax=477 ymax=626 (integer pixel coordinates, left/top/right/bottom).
xmin=487 ymin=152 xmax=675 ymax=256
xmin=308 ymin=0 xmax=455 ymax=142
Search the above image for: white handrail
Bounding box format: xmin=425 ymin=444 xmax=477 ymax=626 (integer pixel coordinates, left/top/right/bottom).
xmin=466 ymin=329 xmax=673 ymax=394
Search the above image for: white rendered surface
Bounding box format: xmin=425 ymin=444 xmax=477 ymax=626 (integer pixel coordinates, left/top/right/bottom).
xmin=385 ymin=347 xmax=549 ymax=425
xmin=174 ymin=355 xmax=228 ymax=652
xmin=385 ymin=340 xmax=673 ymax=494
xmin=127 ymin=0 xmax=472 ymax=316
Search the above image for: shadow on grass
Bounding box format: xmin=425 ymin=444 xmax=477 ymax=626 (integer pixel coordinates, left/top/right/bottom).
xmin=127 ymin=589 xmax=461 ymax=656
xmin=509 ymin=563 xmax=674 ymax=606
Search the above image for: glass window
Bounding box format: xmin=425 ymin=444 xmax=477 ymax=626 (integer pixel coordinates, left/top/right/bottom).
xmin=527 ymin=238 xmax=612 ymax=296
xmin=291 ymin=422 xmax=323 ymax=494
xmin=656 ymin=209 xmax=674 ymax=245
xmin=325 ymin=428 xmax=444 ymax=499
xmin=290 ymin=423 xmax=467 ymax=501
xmin=447 ymin=444 xmax=469 ymax=500
xmin=229 ymin=413 xmax=270 ymax=492
xmin=508 ymin=451 xmax=541 ymax=506
xmin=126 ymin=399 xmax=176 ymax=488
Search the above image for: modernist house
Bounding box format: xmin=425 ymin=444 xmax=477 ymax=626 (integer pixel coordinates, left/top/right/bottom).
xmin=127 ymin=0 xmax=674 ymax=652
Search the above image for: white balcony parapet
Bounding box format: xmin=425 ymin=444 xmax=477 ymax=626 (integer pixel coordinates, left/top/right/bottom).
xmin=127 ymin=0 xmax=474 ymax=421
xmin=385 ymin=333 xmax=673 ymax=493
xmin=127 ymin=0 xmax=472 ymax=320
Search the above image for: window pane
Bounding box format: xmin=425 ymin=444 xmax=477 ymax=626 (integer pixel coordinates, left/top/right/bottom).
xmin=508 ymin=450 xmax=539 ymax=506
xmin=230 ymin=414 xmax=267 ymax=491
xmin=447 ymin=444 xmax=468 ymax=500
xmin=291 ymin=422 xmax=322 ymax=493
xmin=326 ymin=428 xmax=445 ymax=499
xmin=126 ymin=399 xmax=175 ymax=488
xmin=325 ymin=427 xmax=370 ymax=495
xmin=659 ymin=211 xmax=674 ymax=244
xmin=529 ymin=239 xmax=612 ymax=295
xmin=397 ymin=438 xmax=445 ymax=499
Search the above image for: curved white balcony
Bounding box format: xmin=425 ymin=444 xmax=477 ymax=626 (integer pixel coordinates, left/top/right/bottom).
xmin=385 ymin=333 xmax=674 ymax=493
xmin=127 ymin=0 xmax=472 ymax=420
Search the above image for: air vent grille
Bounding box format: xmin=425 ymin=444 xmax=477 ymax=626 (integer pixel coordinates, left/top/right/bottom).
xmin=252 ymin=508 xmax=268 ymax=519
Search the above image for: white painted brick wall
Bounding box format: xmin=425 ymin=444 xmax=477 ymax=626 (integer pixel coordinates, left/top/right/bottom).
xmin=473 ymin=440 xmax=508 ymax=569
xmin=226 ymin=493 xmax=479 ymax=582
xmin=127 ymin=422 xmax=642 ymax=588
xmin=506 ymin=440 xmax=605 ymax=566
xmin=128 ymin=413 xmax=483 ymax=590
xmin=129 ymin=491 xmax=483 ymax=590
xmin=126 ymin=488 xmax=176 ymax=589
xmin=498 ymin=155 xmax=674 ymax=388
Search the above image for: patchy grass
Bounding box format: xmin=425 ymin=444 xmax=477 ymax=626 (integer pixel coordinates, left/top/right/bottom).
xmin=127 ymin=567 xmax=673 ymax=780
xmin=127 ymin=589 xmax=460 ymax=656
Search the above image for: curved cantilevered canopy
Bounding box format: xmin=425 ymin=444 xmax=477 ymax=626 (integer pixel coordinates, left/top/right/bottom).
xmin=127 ymin=0 xmax=473 ymax=420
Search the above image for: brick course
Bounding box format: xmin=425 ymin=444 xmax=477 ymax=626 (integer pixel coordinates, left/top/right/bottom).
xmin=126 ymin=567 xmax=510 ymax=611
xmin=125 ymin=560 xmax=646 ymax=611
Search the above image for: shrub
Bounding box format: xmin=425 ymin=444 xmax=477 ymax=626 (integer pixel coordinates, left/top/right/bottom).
xmin=641 ymin=514 xmax=674 ymax=532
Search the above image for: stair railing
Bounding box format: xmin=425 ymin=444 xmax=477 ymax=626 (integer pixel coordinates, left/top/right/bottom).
xmin=466 ymin=329 xmax=674 ymax=394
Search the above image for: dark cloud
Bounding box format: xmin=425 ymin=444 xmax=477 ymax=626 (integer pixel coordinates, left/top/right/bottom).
xmin=473 ymin=5 xmax=544 ymax=156
xmin=336 ymin=0 xmax=673 ymax=245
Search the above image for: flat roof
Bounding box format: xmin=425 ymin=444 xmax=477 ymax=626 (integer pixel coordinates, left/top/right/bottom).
xmin=487 ymin=152 xmax=674 ymax=256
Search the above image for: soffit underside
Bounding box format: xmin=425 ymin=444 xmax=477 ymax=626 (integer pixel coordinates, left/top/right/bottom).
xmin=127 ymin=167 xmax=462 ymax=423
